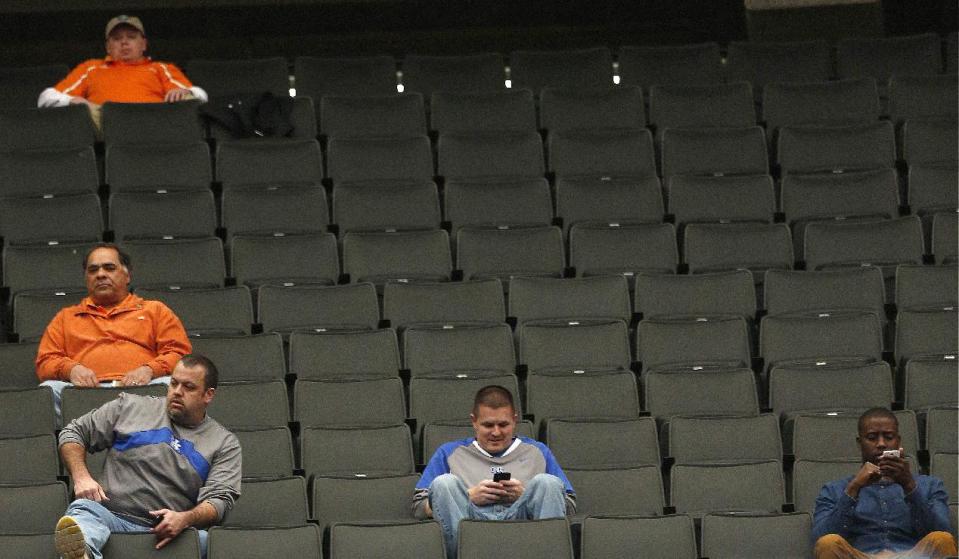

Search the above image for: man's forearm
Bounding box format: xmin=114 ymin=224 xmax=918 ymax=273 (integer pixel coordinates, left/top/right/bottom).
xmin=60 ymin=442 xmax=91 ymax=479
xmin=186 ymin=501 xmax=219 ymax=528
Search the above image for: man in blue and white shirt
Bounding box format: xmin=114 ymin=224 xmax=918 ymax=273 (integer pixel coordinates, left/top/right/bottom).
xmin=413 ymin=385 xmax=575 ymax=559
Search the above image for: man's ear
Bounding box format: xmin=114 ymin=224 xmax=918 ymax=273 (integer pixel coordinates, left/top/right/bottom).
xmin=203 ymin=387 xmax=215 ymax=404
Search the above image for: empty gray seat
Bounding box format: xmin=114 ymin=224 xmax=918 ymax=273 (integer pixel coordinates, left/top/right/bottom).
xmin=580 ymin=514 xmax=698 ymax=559
xmin=649 ymin=82 xmax=755 ymax=135
xmin=333 ymin=181 xmax=440 ymax=234
xmin=554 ymin=175 xmax=663 ymax=234
xmin=618 ymin=43 xmax=723 ymax=90
xmin=444 ymin=177 xmax=553 ymax=233
xmin=438 ymin=131 xmax=544 ymax=180
xmin=216 ymin=139 xmax=323 ymax=189
xmin=763 ymin=78 xmax=879 ymax=134
xmin=105 ymin=142 xmax=212 ymax=193
xmin=684 ymin=223 xmax=793 ymax=277
xmin=206 ymin=380 xmax=289 ymax=429
xmin=0 ymin=342 xmax=43 ymax=389
xmin=539 ymin=86 xmax=645 ymax=132
xmin=0 ymin=193 xmax=102 ymax=245
xmin=669 ymin=414 xmax=781 ymax=464
xmin=0 ymin=105 xmax=95 ymax=150
xmin=670 ymin=460 xmax=784 ymax=518
xmin=100 ymin=100 xmax=204 ymax=145
xmin=643 ymin=367 xmax=759 ymax=421
xmin=230 ymin=233 xmax=339 ymax=288
xmin=836 ymin=33 xmax=942 ymax=82
xmin=294 ymin=55 xmax=397 ymax=99
xmin=124 ymin=237 xmax=225 ymax=290
xmin=791 ymin=410 xmax=919 ymax=460
xmin=545 ymin=417 xmax=660 ymax=469
xmin=0 ymin=146 xmax=99 ymax=197
xmin=13 ymin=290 xmax=85 ymax=343
xmin=903 ymin=354 xmax=959 ymax=411
xmin=526 ymin=369 xmax=640 ymax=431
xmin=792 ymin=459 xmax=862 ymax=513
xmin=136 ymin=286 xmax=253 ymax=336
xmin=519 ymin=320 xmax=631 ymax=373
xmin=566 ymin=466 xmax=664 ymax=519
xmin=186 ymin=57 xmax=289 ymax=97
xmin=926 ymin=408 xmax=959 ymax=454
xmin=701 ymin=512 xmax=812 ymax=559
xmin=907 ymin=164 xmax=958 ymax=226
xmin=569 ymin=222 xmax=678 ymax=278
xmin=0 ymin=481 xmax=68 ymax=533
xmin=666 ymin=174 xmax=775 ymax=228
xmin=330 ymin=520 xmax=446 ymax=559
xmin=661 ymin=126 xmax=768 ymax=178
xmin=109 ymin=190 xmax=216 ymax=240
xmin=725 ymin=40 xmax=832 ymax=95
xmin=233 ymin=427 xmax=295 ymax=478
xmin=896 ymin=264 xmax=958 ymax=311
xmin=458 ymin=518 xmax=574 ymax=559
xmin=508 ymin=275 xmax=631 ymax=326
xmin=343 ymin=229 xmax=451 ymax=286
xmin=300 ymin=424 xmax=414 ymax=477
xmin=0 ymin=433 xmax=58 ymax=483
xmin=509 ymin=47 xmax=613 ymax=93
xmin=769 ymin=361 xmax=894 ymax=418
xmin=189 ymin=334 xmax=285 ymax=382
xmin=547 ymin=128 xmax=656 ymax=179
xmin=0 ymin=387 xmax=57 ymax=435
xmin=0 ymin=533 xmax=57 ymax=558
xmin=888 ymin=74 xmax=959 ymax=124
xmin=456 ymin=226 xmax=564 ymax=283
xmin=933 ymin=212 xmax=958 ymax=263
xmin=764 ymin=267 xmax=886 ymax=319
xmin=294 ymin=377 xmax=406 ymax=428
xmin=2 ymin=241 xmax=94 ymax=299
xmin=327 ymin=135 xmax=434 ymax=185
xmin=289 ymin=329 xmax=400 ymax=380
xmin=430 ymin=89 xmax=535 ymax=134
xmin=637 ymin=316 xmax=751 ymax=373
xmin=382 ymin=279 xmax=505 ymax=331
xmin=222 ymin=476 xmax=308 ymax=528
xmin=220 ymin=185 xmax=329 ymax=239
xmin=257 ymin=283 xmax=380 ymax=333
xmin=634 ymin=270 xmax=756 ymax=322
xmin=931 ymin=453 xmax=958 ymax=503
xmin=404 ymin=324 xmax=515 ymax=377
xmin=207 ymin=525 xmax=322 ymax=559
xmin=0 ymin=63 xmax=69 ymax=110
xmin=401 ymin=53 xmax=504 ymax=97
xmin=777 ymin=121 xmax=896 ymax=175
xmin=321 ymin=93 xmax=426 ymax=138
xmin=101 ymin=529 xmax=201 ymax=558
xmin=760 ymin=312 xmax=883 ymax=374
xmin=901 ymin=118 xmax=959 ymax=165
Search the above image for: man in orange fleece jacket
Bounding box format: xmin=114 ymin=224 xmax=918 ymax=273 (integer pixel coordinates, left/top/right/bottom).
xmin=37 ymin=243 xmax=192 ymax=424
xmin=37 ymin=15 xmax=207 ymax=111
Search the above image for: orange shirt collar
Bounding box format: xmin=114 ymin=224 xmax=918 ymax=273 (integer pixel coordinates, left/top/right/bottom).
xmin=104 ymin=55 xmax=152 ymax=67
xmin=79 ymin=292 xmax=143 ymax=314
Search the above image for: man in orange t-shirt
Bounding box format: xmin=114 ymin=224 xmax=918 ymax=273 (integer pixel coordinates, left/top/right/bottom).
xmin=37 ymin=15 xmax=207 ymax=111
xmin=37 ymin=243 xmax=192 ymax=424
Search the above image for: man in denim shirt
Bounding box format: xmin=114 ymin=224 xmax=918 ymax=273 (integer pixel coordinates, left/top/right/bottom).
xmin=813 ymin=407 xmax=956 ymax=558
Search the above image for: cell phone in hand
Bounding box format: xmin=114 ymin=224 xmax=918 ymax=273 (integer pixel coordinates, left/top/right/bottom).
xmin=881 ymin=449 xmax=900 ymax=459
xmin=493 ymin=472 xmax=511 ymax=482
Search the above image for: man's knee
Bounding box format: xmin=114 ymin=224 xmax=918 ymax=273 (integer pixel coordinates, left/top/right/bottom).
xmin=919 ymin=531 xmax=958 ymax=553
xmin=431 ymin=474 xmax=463 ymax=493
xmin=528 ymin=474 xmax=565 ymax=494
xmin=813 ymin=533 xmax=849 ymax=555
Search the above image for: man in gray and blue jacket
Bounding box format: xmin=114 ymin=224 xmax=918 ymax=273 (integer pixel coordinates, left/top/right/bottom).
xmin=54 ymin=354 xmax=241 ymax=559
xmin=413 ymin=385 xmax=575 ymax=559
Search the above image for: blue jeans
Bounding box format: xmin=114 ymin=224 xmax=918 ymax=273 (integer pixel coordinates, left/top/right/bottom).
xmin=41 ymin=376 xmax=170 ymax=427
xmin=429 ymin=473 xmax=568 ymax=559
xmin=62 ymin=499 xmax=207 ymax=559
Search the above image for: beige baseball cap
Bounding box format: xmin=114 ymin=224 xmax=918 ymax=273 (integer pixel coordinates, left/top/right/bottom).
xmin=105 ymin=15 xmax=145 ymax=38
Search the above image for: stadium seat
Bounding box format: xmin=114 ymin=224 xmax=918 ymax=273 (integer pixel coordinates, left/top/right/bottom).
xmin=792 ymin=459 xmax=862 ymax=513
xmin=777 ymin=121 xmax=896 ymax=175
xmin=320 ymin=93 xmax=426 ymax=138
xmin=791 ymin=410 xmax=919 ymax=460
xmin=0 ymin=433 xmax=58 ymax=483
xmin=519 ymin=320 xmax=631 ymax=373
xmin=508 ymin=275 xmax=631 ymax=326
xmin=100 ymin=100 xmax=204 ymax=145
xmin=896 ymin=264 xmax=958 ymax=311
xmin=257 ymin=283 xmax=380 ymax=333
xmin=931 ymin=453 xmax=958 ymax=503
xmin=637 ymin=316 xmax=751 ymax=372
xmin=382 ymin=279 xmax=505 ymax=331
xmin=569 ymin=222 xmax=678 ymax=278
xmin=618 ymin=43 xmax=723 ymax=90
xmin=0 ymin=532 xmax=57 ymax=558
xmin=294 ymin=55 xmax=397 ymax=99
xmin=661 ymin=125 xmax=768 ymax=178
xmin=903 ymin=355 xmax=959 ymax=411
xmin=216 ymin=138 xmax=323 ymax=189
xmin=0 ymin=193 xmax=101 ymax=245
xmin=206 ymin=380 xmax=289 ymax=429
xmin=0 ymin=481 xmax=68 ymax=533
xmin=128 ymin=286 xmax=253 ymax=336
xmin=13 ymin=291 xmax=85 ymax=343
xmin=456 ymin=226 xmax=564 ymax=283
xmin=539 ymin=86 xmax=645 ymax=132
xmin=544 ymin=417 xmax=660 ymax=469
xmin=932 ymin=212 xmax=958 ymax=263
xmin=430 ymin=89 xmax=536 ymax=134
xmin=683 ymin=222 xmax=793 ymax=278
xmin=300 ymin=424 xmax=414 ymax=477
xmin=669 ymin=460 xmax=784 ymax=518
xmin=926 ymin=407 xmax=959 ymax=454
xmin=725 ymin=40 xmax=832 ymax=95
xmin=0 ymin=147 xmax=98 ymax=199
xmin=760 ymin=312 xmax=883 ymax=374
xmin=401 ymin=53 xmax=505 ymax=97
xmin=668 ymin=414 xmax=781 ymax=464
xmin=666 ymin=174 xmax=775 ymax=229
xmin=0 ymin=342 xmax=43 ymax=389
xmin=509 ymin=47 xmax=613 ymax=93
xmin=101 ymin=529 xmax=201 ymax=558
xmin=189 ymin=333 xmax=286 ymax=382
xmin=3 ymin=241 xmax=94 ymax=300
xmin=444 ymin=177 xmax=553 ymax=233
xmin=648 ymin=81 xmax=755 ymax=135
xmin=109 ymin=190 xmax=216 ymax=241
xmin=762 ymin=78 xmax=879 ymax=134
xmin=901 ymin=118 xmax=959 ymax=166
xmin=643 ymin=367 xmax=759 ymax=421
xmin=458 ymin=518 xmax=574 ymax=559
xmin=294 ymin=377 xmax=406 ymax=427
xmin=895 ymin=308 xmax=958 ymax=369
xmin=123 ymin=237 xmax=225 ymax=290
xmin=289 ymin=329 xmax=400 ymax=380
xmin=333 ymin=180 xmax=440 ymax=234
xmin=232 ymin=427 xmax=295 ymax=478
xmin=763 ymin=267 xmax=885 ymax=319
xmin=230 ymin=233 xmax=339 ymax=288
xmin=220 ymin=184 xmax=329 ymax=238
xmin=438 ymin=131 xmax=544 ymax=180
xmin=185 ymin=57 xmax=290 ymax=97
xmin=0 ymin=387 xmax=56 ymax=435
xmin=329 ymin=520 xmax=446 ymax=559
xmin=768 ymin=361 xmax=894 ymax=418
xmin=633 ymin=270 xmax=756 ymax=322
xmin=836 ymin=33 xmax=943 ymax=83
xmin=327 ymin=135 xmax=433 ymax=185
xmin=403 ymin=324 xmax=515 ymax=377
xmin=343 ymin=229 xmax=451 ymax=286
xmin=700 ymin=512 xmax=812 ymax=559
xmin=888 ymin=74 xmax=959 ymax=124
xmin=547 ymin=128 xmax=656 ymax=178
xmin=906 ymin=164 xmax=959 ymax=233
xmin=207 ymin=525 xmax=322 ymax=559
xmin=525 ymin=369 xmax=640 ymax=431
xmin=0 ymin=105 xmax=95 ymax=150
xmin=554 ymin=175 xmax=663 ymax=234
xmin=565 ymin=466 xmax=664 ymax=519
xmin=580 ymin=514 xmax=697 ymax=559
xmin=105 ymin=142 xmax=212 ymax=192
xmin=312 ymin=473 xmax=419 ymax=531
xmin=0 ymin=63 xmax=69 ymax=110
xmin=222 ymin=476 xmax=309 ymax=528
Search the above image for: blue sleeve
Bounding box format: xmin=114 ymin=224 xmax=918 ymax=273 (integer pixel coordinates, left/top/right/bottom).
xmin=526 ymin=438 xmax=575 ymax=495
xmin=812 ymin=478 xmax=858 ymax=543
xmin=906 ymin=476 xmax=953 ymax=536
xmin=416 ymin=441 xmax=456 ymax=490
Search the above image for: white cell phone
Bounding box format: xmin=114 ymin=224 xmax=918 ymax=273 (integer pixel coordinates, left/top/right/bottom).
xmin=881 ymin=449 xmax=900 ymax=458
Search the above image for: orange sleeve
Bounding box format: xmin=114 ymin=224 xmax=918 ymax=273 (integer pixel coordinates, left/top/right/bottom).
xmin=154 ymin=62 xmax=194 ymax=93
xmin=35 ymin=309 xmax=80 ymax=382
xmin=54 ymin=59 xmax=101 ymax=98
xmin=144 ymin=302 xmax=192 ymax=378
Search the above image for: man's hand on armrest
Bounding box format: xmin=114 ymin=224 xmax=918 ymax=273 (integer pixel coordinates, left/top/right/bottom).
xmin=150 ymin=501 xmax=218 ymax=550
xmin=69 ymin=364 xmax=99 ymax=387
xmin=60 ymin=442 xmax=108 ymax=501
xmin=120 ymin=366 xmax=154 ymax=387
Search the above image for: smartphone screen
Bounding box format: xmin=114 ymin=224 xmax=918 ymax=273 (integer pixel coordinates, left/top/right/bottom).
xmin=493 ymin=472 xmax=511 ymax=482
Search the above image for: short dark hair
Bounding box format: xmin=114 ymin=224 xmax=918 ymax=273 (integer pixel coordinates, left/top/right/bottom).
xmin=180 ymin=354 xmax=219 ymax=390
xmin=83 ymin=243 xmax=132 ymax=272
xmin=858 ymin=407 xmax=898 ymax=434
xmin=473 ymin=385 xmax=515 ymax=414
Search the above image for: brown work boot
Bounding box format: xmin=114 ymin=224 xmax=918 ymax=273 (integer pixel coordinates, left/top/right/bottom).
xmin=54 ymin=516 xmax=89 ymax=559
